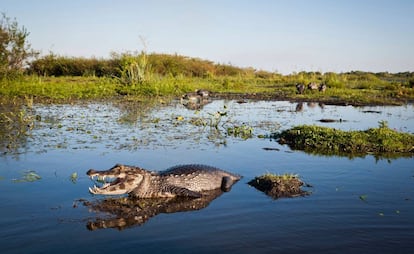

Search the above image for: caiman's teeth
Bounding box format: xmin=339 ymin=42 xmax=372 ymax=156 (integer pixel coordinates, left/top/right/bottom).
xmin=89 ymin=182 xmax=109 ymax=195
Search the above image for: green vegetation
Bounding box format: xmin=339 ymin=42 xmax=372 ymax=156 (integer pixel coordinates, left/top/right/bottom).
xmin=0 ymin=13 xmax=38 ymax=79
xmin=1 ymin=69 xmax=413 ymax=105
xmin=70 ymin=172 xmax=78 ymax=183
xmin=0 ymin=98 xmax=35 ymax=153
xmin=227 ymin=124 xmax=253 ymax=139
xmin=12 ymin=170 xmax=41 ymax=183
xmin=248 ymin=173 xmax=310 ymax=199
xmin=186 ymin=106 xmax=255 ymax=141
xmin=256 ymin=173 xmax=300 ymax=181
xmin=275 ymin=121 xmax=414 ymax=156
xmin=0 ymin=76 xmax=119 ymax=100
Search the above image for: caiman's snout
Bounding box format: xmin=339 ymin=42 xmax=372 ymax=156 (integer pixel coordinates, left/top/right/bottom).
xmin=86 ymin=165 xmax=144 ymax=196
xmin=86 ymin=169 xmax=98 ymax=176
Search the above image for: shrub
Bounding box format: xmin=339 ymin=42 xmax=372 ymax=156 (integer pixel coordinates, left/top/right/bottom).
xmin=324 ymin=72 xmax=344 ymax=88
xmin=0 ymin=13 xmax=38 ymax=79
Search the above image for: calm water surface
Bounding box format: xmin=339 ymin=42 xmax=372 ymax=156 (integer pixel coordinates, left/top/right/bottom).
xmin=0 ymin=100 xmax=413 ymax=253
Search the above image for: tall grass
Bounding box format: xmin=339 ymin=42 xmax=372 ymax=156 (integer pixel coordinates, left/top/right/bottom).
xmin=28 ymin=52 xmax=255 ymax=78
xmin=1 ymin=72 xmax=413 ymax=105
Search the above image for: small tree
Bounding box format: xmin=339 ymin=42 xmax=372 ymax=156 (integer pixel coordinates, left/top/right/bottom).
xmin=0 ymin=13 xmax=38 ymax=78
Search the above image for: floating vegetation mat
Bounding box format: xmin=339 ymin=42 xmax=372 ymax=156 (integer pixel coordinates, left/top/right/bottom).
xmin=248 ymin=173 xmax=311 ymax=199
xmin=275 ymin=121 xmax=414 ymax=157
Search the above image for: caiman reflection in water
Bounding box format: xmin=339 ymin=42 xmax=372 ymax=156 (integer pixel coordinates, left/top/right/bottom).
xmin=83 ymin=189 xmax=224 ymax=230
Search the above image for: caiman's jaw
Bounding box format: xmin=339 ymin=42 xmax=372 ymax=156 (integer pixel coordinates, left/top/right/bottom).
xmin=87 ymin=164 xmax=143 ymax=195
xmin=88 ymin=174 xmax=129 ymax=195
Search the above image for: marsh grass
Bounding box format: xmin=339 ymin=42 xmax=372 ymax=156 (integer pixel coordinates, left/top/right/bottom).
xmin=276 ymin=122 xmax=414 ymax=156
xmin=0 ymin=76 xmax=118 ymax=101
xmin=1 ymin=69 xmax=414 ymax=105
xmin=0 ymin=75 xmax=252 ymax=100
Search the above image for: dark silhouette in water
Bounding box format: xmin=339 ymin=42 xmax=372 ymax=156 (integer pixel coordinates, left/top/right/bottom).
xmin=295 ymin=102 xmax=304 ymax=112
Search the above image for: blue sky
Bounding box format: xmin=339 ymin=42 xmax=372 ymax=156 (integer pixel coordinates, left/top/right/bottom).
xmin=2 ymin=0 xmax=413 ymax=74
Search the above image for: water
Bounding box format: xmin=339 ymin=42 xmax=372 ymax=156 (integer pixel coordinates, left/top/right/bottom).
xmin=1 ymin=100 xmax=413 ymax=253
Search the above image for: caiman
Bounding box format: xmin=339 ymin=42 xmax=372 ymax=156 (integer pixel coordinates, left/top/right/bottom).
xmin=87 ymin=164 xmax=241 ymax=198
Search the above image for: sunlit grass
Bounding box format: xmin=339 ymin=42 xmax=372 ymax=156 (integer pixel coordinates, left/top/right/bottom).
xmin=0 ymin=76 xmax=118 ymax=100
xmin=0 ymin=73 xmax=413 ymax=105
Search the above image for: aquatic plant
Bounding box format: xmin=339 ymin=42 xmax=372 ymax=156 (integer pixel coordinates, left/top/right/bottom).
xmin=227 ymin=124 xmax=253 ymax=139
xmin=0 ymin=103 xmax=36 ymax=153
xmin=70 ymin=172 xmax=78 ymax=183
xmin=12 ymin=170 xmax=41 ymax=183
xmin=275 ymin=122 xmax=414 ymax=155
xmin=208 ymin=110 xmax=227 ymax=129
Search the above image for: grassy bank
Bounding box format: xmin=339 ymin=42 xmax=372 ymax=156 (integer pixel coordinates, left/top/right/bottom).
xmin=1 ymin=74 xmax=413 ymax=105
xmin=0 ymin=76 xmax=118 ymax=101
xmin=276 ymin=122 xmax=414 ymax=157
xmin=1 ymin=52 xmax=414 ymax=104
xmin=0 ymin=75 xmax=253 ymax=101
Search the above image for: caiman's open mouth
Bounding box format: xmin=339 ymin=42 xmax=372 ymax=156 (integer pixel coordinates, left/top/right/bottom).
xmin=89 ymin=176 xmax=123 ymax=194
xmin=87 ymin=169 xmax=129 ymax=195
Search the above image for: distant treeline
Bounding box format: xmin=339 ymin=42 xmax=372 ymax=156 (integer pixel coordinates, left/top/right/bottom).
xmin=27 ymin=52 xmax=414 ymax=87
xmin=28 ymin=53 xmax=257 ymax=78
